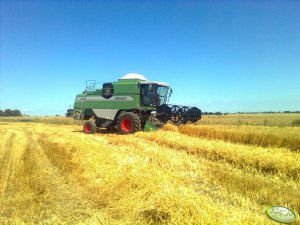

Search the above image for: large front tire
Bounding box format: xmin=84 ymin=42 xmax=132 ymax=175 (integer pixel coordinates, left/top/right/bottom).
xmin=117 ymin=112 xmax=141 ymax=134
xmin=83 ymin=121 xmax=97 ymax=134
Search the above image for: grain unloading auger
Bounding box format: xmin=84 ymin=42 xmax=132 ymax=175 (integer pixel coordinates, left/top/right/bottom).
xmin=66 ymin=74 xmax=201 ymax=134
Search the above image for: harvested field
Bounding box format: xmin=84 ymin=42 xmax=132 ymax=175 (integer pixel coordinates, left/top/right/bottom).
xmin=0 ymin=119 xmax=299 ymax=224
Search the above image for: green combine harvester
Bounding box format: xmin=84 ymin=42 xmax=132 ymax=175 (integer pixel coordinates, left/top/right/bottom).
xmin=66 ymin=74 xmax=201 ymax=134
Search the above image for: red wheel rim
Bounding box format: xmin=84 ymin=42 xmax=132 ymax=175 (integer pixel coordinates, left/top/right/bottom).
xmin=121 ymin=118 xmax=132 ymax=132
xmin=84 ymin=123 xmax=91 ymax=133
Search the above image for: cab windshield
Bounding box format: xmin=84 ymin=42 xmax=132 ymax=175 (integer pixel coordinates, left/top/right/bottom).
xmin=141 ymin=84 xmax=170 ymax=106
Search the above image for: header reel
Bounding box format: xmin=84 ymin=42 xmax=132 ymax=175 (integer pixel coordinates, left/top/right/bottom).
xmin=155 ymin=104 xmax=201 ymax=124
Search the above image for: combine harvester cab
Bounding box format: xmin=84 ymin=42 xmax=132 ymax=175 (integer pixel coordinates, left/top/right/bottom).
xmin=67 ymin=73 xmax=201 ymax=134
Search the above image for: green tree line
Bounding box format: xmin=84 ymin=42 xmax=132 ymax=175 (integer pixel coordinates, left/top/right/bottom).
xmin=0 ymin=109 xmax=22 ymax=117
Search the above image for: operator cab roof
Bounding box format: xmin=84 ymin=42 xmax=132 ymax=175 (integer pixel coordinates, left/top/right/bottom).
xmin=119 ymin=73 xmax=148 ymax=81
xmin=118 ymin=73 xmax=170 ymax=87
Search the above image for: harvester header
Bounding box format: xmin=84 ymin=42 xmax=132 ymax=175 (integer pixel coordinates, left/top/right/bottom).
xmin=66 ymin=73 xmax=201 ymax=134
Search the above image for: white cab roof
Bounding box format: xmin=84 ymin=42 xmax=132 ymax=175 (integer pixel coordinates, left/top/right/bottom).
xmin=119 ymin=73 xmax=169 ymax=87
xmin=140 ymin=80 xmax=170 ymax=87
xmin=119 ymin=73 xmax=148 ymax=81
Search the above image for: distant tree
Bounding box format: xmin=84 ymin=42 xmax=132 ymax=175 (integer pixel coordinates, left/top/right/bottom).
xmin=0 ymin=110 xmax=3 ymax=116
xmin=4 ymin=109 xmax=12 ymax=117
xmin=203 ymin=112 xmax=226 ymax=115
xmin=12 ymin=109 xmax=22 ymax=116
xmin=264 ymin=111 xmax=275 ymax=114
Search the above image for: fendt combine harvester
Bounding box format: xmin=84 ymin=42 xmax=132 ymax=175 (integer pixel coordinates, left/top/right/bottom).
xmin=66 ymin=74 xmax=201 ymax=134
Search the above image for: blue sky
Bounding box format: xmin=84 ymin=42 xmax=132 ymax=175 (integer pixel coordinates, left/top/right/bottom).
xmin=0 ymin=0 xmax=299 ymax=115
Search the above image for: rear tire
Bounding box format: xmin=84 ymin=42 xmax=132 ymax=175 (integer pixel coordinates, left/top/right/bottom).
xmin=117 ymin=112 xmax=141 ymax=134
xmin=83 ymin=121 xmax=97 ymax=134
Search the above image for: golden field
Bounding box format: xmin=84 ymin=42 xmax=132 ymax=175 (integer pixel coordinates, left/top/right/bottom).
xmin=0 ymin=114 xmax=299 ymax=225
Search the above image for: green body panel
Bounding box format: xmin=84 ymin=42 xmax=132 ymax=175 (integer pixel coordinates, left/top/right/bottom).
xmin=143 ymin=119 xmax=157 ymax=132
xmin=73 ymin=79 xmax=157 ymax=113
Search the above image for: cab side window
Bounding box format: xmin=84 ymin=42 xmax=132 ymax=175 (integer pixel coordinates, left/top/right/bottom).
xmin=141 ymin=84 xmax=150 ymax=106
xmin=102 ymin=83 xmax=114 ymax=99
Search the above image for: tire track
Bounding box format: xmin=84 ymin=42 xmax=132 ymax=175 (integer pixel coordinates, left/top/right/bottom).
xmin=0 ymin=127 xmax=96 ymax=224
xmin=22 ymin=132 xmax=94 ymax=223
xmin=0 ymin=129 xmax=30 ymax=222
xmin=0 ymin=130 xmax=20 ymax=197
